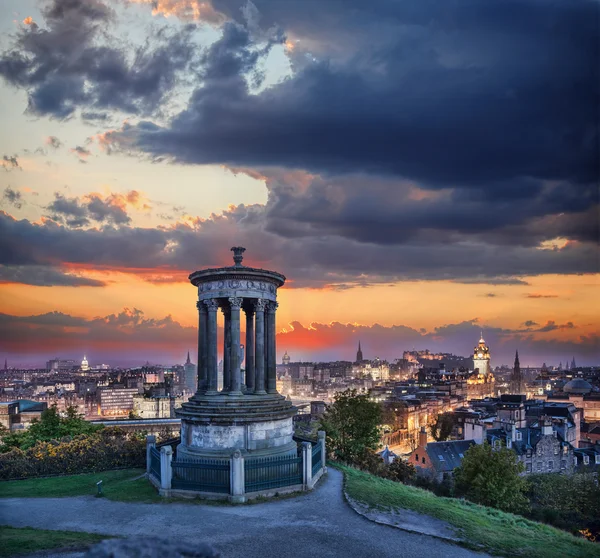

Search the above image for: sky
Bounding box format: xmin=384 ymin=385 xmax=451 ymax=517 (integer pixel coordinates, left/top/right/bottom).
xmin=0 ymin=0 xmax=598 ymax=368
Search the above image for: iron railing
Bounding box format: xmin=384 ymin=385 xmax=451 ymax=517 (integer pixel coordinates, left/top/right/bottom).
xmin=149 ymin=446 xmax=161 ymax=483
xmin=244 ymin=454 xmax=303 ymax=492
xmin=171 ymin=458 xmax=230 ymax=493
xmin=312 ymin=443 xmax=322 ymax=476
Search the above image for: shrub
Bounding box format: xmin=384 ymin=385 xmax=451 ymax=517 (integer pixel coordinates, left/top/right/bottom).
xmin=0 ymin=427 xmax=145 ymax=480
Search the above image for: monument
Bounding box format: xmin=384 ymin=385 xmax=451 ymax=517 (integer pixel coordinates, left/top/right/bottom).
xmin=175 ymin=247 xmax=298 ymax=461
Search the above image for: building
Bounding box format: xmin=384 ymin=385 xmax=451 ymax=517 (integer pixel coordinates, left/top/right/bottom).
xmin=509 ymin=350 xmax=523 ymax=394
xmin=98 ymin=386 xmax=138 ymax=417
xmin=46 ymin=358 xmax=78 ymax=372
xmin=80 ymin=355 xmax=89 ymax=372
xmin=132 ymin=394 xmax=181 ymax=419
xmin=183 ymin=351 xmax=197 ymax=394
xmin=0 ymin=400 xmax=48 ymax=432
xmin=282 ymin=351 xmax=290 ymax=366
xmin=409 ymin=427 xmax=475 ymax=481
xmin=473 ymin=333 xmax=491 ymax=376
xmin=468 ymin=334 xmax=495 ymax=398
xmin=486 ymin=419 xmax=574 ymax=475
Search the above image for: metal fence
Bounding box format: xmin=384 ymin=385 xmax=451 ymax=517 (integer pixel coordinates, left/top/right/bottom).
xmin=312 ymin=443 xmax=322 ymax=477
xmin=149 ymin=446 xmax=161 ymax=483
xmin=244 ymin=453 xmax=303 ymax=492
xmin=171 ymin=458 xmax=230 ymax=493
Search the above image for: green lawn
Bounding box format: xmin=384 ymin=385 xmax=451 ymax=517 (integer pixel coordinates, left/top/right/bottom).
xmin=0 ymin=525 xmax=108 ymax=557
xmin=337 ymin=464 xmax=600 ymax=558
xmin=0 ymin=469 xmax=161 ymax=503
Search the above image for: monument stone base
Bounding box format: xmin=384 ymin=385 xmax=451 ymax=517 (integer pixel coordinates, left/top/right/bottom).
xmin=175 ymin=392 xmax=298 ymax=460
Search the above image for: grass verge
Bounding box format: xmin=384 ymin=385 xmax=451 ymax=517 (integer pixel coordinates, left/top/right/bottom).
xmin=0 ymin=525 xmax=107 ymax=557
xmin=335 ymin=463 xmax=600 ymax=558
xmin=0 ymin=469 xmax=161 ymax=503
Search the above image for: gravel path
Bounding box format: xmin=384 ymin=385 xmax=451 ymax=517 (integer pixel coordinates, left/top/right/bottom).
xmin=1 ymin=469 xmax=488 ymax=558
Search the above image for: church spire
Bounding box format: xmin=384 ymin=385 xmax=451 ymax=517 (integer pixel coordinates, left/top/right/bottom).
xmin=356 ymin=341 xmax=363 ymax=363
xmin=186 ymin=351 xmax=191 ymax=364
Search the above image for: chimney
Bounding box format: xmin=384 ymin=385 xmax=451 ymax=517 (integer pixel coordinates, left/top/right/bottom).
xmin=541 ymin=417 xmax=553 ymax=436
xmin=419 ymin=426 xmax=428 ymax=448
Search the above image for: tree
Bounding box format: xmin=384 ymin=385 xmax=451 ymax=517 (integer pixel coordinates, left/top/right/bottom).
xmin=320 ymin=389 xmax=382 ymax=464
xmin=2 ymin=405 xmax=102 ymax=451
xmin=454 ymin=441 xmax=529 ymax=514
xmin=430 ymin=413 xmax=454 ymax=442
xmin=384 ymin=458 xmax=416 ymax=483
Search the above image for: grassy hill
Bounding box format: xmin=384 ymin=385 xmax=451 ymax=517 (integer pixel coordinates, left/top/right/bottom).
xmin=337 ymin=464 xmax=599 ymax=558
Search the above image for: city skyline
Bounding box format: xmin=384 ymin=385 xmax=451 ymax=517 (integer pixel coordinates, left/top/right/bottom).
xmin=0 ymin=1 xmax=598 ymax=367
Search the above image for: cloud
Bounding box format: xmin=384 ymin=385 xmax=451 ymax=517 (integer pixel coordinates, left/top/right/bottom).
xmin=0 ymin=307 xmax=197 ymax=360
xmin=45 ymin=136 xmax=62 ymax=149
xmin=526 ymin=293 xmax=558 ymax=299
xmin=0 ymin=202 xmax=598 ymax=290
xmin=2 ymin=187 xmax=24 ymax=209
xmin=0 ymin=265 xmax=105 ymax=287
xmin=128 ymin=0 xmax=226 ymax=24
xmin=0 ymin=0 xmax=201 ymax=118
xmin=480 ymin=293 xmax=498 ymax=298
xmin=535 ymin=320 xmax=575 ymax=333
xmin=70 ymin=145 xmax=91 ymax=162
xmin=1 ymin=155 xmax=20 ymax=171
xmin=81 ymin=111 xmax=110 ymax=122
xmin=522 ymin=320 xmax=539 ymax=328
xmin=96 ymin=1 xmax=599 ymax=273
xmin=45 ymin=191 xmax=134 ymax=227
xmin=1 ymin=309 xmax=596 ymax=365
xmin=105 ymin=1 xmax=598 ymax=188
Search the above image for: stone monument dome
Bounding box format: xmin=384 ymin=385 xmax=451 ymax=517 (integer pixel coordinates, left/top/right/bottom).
xmin=563 ymin=378 xmax=592 ymax=395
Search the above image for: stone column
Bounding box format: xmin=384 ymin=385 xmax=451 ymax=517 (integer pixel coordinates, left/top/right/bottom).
xmin=146 ymin=435 xmax=156 ymax=474
xmin=230 ymin=450 xmax=245 ymax=503
xmin=196 ymin=301 xmax=208 ymax=393
xmin=254 ymin=299 xmax=267 ymax=395
xmin=267 ymin=302 xmax=278 ymax=394
xmin=160 ymin=446 xmax=172 ymax=491
xmin=229 ymin=297 xmax=243 ymax=396
xmin=318 ymin=430 xmax=327 ymax=472
xmin=245 ymin=307 xmax=255 ymax=393
xmin=204 ymin=299 xmax=219 ymax=394
xmin=302 ymin=441 xmax=312 ymax=490
xmin=222 ymin=305 xmax=231 ymax=393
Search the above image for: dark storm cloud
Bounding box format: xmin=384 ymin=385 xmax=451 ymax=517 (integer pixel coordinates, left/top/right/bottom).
xmin=522 ymin=320 xmax=539 ymax=328
xmin=0 ymin=206 xmax=597 ymax=288
xmin=0 ymin=0 xmax=200 ymax=118
xmin=45 ymin=192 xmax=132 ymax=227
xmin=100 ymin=0 xmax=599 ymax=266
xmin=107 ymin=0 xmax=598 ymax=189
xmin=0 ymin=265 xmax=105 ymax=287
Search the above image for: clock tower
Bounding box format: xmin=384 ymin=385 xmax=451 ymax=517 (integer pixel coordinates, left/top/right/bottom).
xmin=473 ymin=332 xmax=491 ymax=376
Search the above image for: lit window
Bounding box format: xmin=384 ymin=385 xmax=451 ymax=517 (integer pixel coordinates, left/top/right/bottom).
xmin=438 ymin=455 xmax=445 ymax=461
